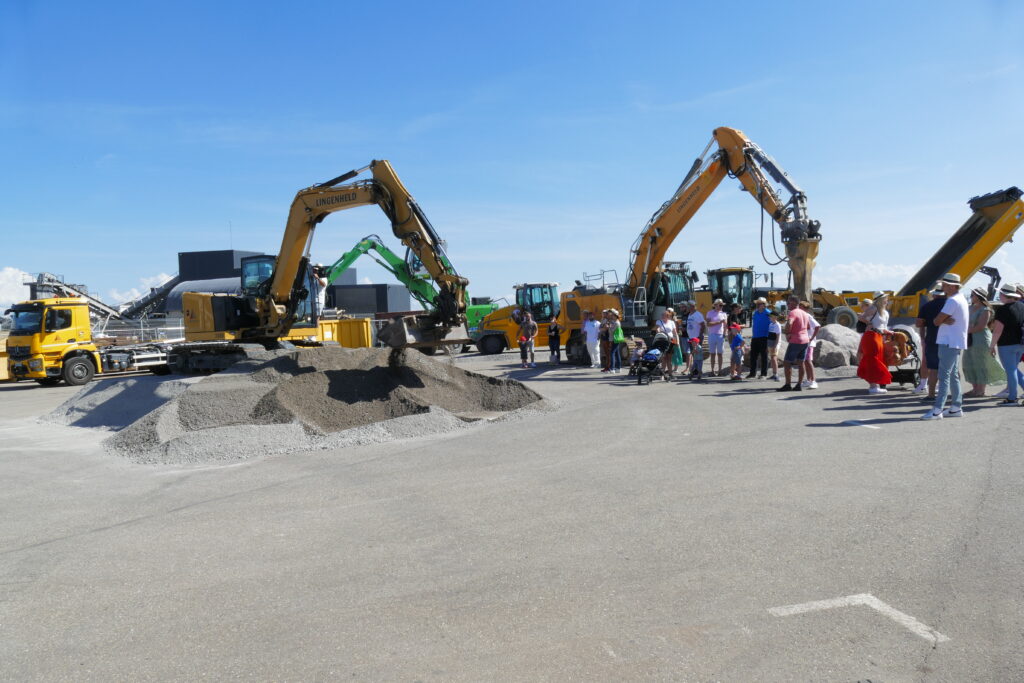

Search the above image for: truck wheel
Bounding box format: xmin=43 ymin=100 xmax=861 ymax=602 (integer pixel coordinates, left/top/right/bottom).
xmin=62 ymin=356 xmax=95 ymax=386
xmin=35 ymin=378 xmax=62 ymax=386
xmin=826 ymin=305 xmax=858 ymax=329
xmin=479 ymin=335 xmax=505 ymax=355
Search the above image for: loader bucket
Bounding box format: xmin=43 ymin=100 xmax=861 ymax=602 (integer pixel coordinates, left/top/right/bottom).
xmin=376 ymin=315 xmax=470 ymax=351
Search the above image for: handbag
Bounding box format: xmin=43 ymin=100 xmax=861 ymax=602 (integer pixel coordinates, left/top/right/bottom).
xmin=612 ymin=325 xmax=625 ymax=344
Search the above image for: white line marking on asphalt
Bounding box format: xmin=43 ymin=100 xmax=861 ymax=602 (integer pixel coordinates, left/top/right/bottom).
xmin=768 ymin=593 xmax=949 ymax=644
xmin=843 ymin=420 xmax=880 ymax=429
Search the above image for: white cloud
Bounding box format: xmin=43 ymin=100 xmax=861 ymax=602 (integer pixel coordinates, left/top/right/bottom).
xmin=0 ymin=266 xmax=31 ymax=310
xmin=358 ymin=276 xmax=373 ymax=285
xmin=108 ymin=272 xmax=174 ymax=304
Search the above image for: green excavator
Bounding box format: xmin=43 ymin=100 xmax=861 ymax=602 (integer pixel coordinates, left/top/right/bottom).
xmin=323 ymin=235 xmax=498 ymax=350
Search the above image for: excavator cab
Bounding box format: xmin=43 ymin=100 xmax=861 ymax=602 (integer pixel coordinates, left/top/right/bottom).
xmin=513 ymin=283 xmax=559 ymax=323
xmin=241 ymin=255 xmax=275 ymax=297
xmin=660 ymin=262 xmax=697 ymax=309
xmin=239 ymin=255 xmax=317 ymax=327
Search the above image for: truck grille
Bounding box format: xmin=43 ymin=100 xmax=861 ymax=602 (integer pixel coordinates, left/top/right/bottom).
xmin=7 ymin=346 xmax=31 ymax=360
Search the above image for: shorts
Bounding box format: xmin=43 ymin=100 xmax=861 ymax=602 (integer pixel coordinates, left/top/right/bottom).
xmin=804 ymin=343 xmax=815 ymax=362
xmin=731 ymin=348 xmax=743 ymax=366
xmin=925 ymin=345 xmax=939 ymax=370
xmin=767 ymin=332 xmax=779 ymax=350
xmin=708 ymin=333 xmax=725 ymax=354
xmin=784 ymin=343 xmax=808 ymax=364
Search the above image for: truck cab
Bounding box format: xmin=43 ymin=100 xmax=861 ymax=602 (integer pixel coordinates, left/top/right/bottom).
xmin=5 ymin=298 xmax=99 ymax=385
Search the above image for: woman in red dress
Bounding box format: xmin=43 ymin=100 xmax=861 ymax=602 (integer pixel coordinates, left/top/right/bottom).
xmin=857 ymin=291 xmax=893 ymax=394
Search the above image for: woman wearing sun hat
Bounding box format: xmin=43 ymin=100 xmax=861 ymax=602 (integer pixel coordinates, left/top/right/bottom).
xmin=962 ymin=287 xmax=1004 ymax=397
xmin=856 ymin=290 xmax=892 ymax=394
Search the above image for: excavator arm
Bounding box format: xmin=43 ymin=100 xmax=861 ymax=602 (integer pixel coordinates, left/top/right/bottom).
xmin=626 ymin=126 xmax=821 ymax=303
xmin=324 ymin=234 xmax=439 ymax=311
xmin=259 ymin=160 xmax=468 ymax=340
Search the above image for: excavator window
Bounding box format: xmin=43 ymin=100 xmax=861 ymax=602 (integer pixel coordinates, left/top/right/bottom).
xmin=291 ymin=267 xmax=317 ymax=327
xmin=241 ymin=256 xmax=275 ymax=297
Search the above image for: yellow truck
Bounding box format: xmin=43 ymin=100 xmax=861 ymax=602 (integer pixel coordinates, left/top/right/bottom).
xmin=5 ymin=297 xmax=174 ymax=385
xmin=4 ymin=296 xmax=372 ymax=386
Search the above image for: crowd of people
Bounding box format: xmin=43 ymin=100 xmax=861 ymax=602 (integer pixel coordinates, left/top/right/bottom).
xmin=511 ymin=270 xmax=1024 ymax=420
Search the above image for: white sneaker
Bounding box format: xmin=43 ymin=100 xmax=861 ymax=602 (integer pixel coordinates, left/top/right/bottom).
xmin=912 ymin=383 xmax=927 ymax=394
xmin=800 ymin=380 xmax=811 ymax=388
xmin=942 ymin=407 xmax=964 ymax=418
xmin=920 ymin=410 xmax=943 ymax=421
xmin=995 ymin=388 xmax=1009 ymax=398
xmin=806 ymin=381 xmax=818 ymax=389
xmin=868 ymin=386 xmax=888 ymax=395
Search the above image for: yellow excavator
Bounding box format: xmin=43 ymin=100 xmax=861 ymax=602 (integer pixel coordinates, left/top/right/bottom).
xmin=475 ymin=126 xmax=820 ymax=360
xmin=627 ymin=126 xmax=821 ymax=308
xmin=180 ymin=160 xmax=469 ymax=370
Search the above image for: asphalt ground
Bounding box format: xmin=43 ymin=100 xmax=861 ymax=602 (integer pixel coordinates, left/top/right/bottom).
xmin=1 ymin=354 xmax=1022 ymax=681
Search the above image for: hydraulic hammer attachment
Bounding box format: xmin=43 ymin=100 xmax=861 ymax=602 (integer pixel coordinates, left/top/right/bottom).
xmin=785 ymin=239 xmax=820 ymax=304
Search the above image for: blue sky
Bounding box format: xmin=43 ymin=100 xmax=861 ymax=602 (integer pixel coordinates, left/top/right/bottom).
xmin=2 ymin=0 xmax=1023 ymax=309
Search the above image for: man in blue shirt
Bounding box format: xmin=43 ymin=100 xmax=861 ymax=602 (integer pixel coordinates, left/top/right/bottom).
xmin=747 ymin=297 xmax=771 ymax=378
xmin=914 ymin=287 xmax=945 ymax=399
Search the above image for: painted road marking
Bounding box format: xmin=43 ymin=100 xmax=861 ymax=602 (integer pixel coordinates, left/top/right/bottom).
xmin=843 ymin=420 xmax=880 ymax=429
xmin=768 ymin=593 xmax=949 ymax=644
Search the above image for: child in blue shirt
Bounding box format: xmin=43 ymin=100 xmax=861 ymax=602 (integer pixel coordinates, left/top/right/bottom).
xmin=729 ymin=324 xmax=747 ymax=380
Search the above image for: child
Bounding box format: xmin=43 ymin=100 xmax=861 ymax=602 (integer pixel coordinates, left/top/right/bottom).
xmin=688 ymin=338 xmax=704 ymax=380
xmin=767 ymin=312 xmax=782 ymax=381
xmin=628 ymin=339 xmax=646 ymax=375
xmin=729 ymin=323 xmax=747 ymax=380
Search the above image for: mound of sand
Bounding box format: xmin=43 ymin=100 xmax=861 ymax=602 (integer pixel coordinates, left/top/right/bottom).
xmin=78 ymin=347 xmax=542 ymax=464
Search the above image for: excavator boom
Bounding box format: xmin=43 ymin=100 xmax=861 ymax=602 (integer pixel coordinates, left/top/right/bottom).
xmin=261 ymin=160 xmax=467 ymax=340
xmin=626 ymin=127 xmax=821 ymax=304
xmin=184 ymin=160 xmax=468 ymax=349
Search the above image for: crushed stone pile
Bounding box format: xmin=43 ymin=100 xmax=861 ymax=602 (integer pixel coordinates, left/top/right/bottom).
xmin=50 ymin=347 xmax=542 ymax=465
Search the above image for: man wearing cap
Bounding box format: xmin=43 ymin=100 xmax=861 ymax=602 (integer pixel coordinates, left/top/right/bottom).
xmin=748 ymin=297 xmax=770 ymax=378
xmin=914 ymin=286 xmax=946 ymax=398
xmin=922 ymin=273 xmax=969 ymax=420
xmin=989 ymin=282 xmax=1024 ymax=406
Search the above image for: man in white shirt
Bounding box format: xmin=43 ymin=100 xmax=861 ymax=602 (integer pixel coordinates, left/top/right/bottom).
xmin=581 ymin=310 xmax=602 ymax=368
xmin=685 ymin=300 xmax=706 ymax=341
xmin=922 ymin=273 xmax=969 ymax=420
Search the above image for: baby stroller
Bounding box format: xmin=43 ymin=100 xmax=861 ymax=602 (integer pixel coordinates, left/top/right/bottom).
xmin=886 ymin=326 xmax=921 ymax=387
xmin=636 ymin=333 xmax=671 ymax=385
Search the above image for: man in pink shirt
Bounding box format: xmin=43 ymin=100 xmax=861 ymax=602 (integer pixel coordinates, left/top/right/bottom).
xmin=777 ymin=295 xmax=812 ymax=392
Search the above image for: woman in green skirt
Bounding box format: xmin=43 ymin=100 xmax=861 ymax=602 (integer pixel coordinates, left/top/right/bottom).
xmin=963 ymin=287 xmax=1005 ymax=397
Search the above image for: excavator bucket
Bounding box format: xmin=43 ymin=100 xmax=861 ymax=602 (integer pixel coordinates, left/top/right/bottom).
xmin=376 ymin=315 xmax=470 ymax=351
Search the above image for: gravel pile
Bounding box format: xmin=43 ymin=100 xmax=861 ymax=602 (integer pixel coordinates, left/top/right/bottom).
xmin=54 ymin=347 xmax=542 ymax=464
